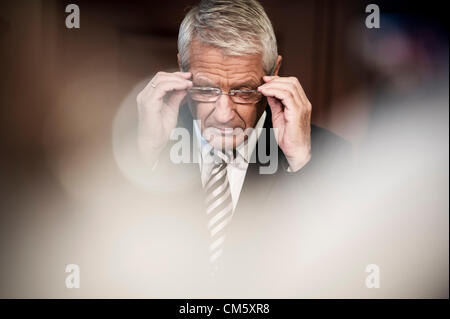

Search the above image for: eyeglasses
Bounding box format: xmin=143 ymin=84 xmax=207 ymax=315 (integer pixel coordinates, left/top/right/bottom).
xmin=187 ymin=87 xmax=263 ymax=104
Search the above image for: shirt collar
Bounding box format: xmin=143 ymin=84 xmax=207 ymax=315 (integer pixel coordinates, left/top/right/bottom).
xmin=194 ymin=111 xmax=267 ymax=166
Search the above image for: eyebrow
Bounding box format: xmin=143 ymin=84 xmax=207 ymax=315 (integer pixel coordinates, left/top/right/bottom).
xmin=229 ymin=80 xmax=260 ymax=90
xmin=192 ymin=77 xmax=218 ymax=88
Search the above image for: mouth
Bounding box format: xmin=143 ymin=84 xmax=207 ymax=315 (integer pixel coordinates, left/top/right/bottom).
xmin=205 ymin=126 xmax=236 ymax=136
xmin=216 ymin=128 xmax=235 ymax=136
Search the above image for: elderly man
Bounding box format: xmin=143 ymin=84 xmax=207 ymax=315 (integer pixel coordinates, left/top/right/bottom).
xmin=136 ymin=0 xmax=350 ymax=280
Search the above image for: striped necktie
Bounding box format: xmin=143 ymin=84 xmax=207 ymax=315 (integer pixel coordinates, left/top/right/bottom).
xmin=203 ymin=149 xmax=234 ymax=267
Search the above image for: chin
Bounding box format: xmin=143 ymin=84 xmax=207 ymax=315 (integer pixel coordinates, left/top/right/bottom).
xmin=206 ymin=132 xmax=245 ymax=150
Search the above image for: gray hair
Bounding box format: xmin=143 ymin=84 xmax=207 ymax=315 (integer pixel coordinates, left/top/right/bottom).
xmin=177 ymin=0 xmax=278 ymax=75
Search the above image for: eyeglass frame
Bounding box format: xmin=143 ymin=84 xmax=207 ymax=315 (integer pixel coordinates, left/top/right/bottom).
xmin=187 ymin=86 xmax=263 ymax=105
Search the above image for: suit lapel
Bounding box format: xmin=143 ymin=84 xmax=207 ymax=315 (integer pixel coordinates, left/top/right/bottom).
xmin=232 ymin=106 xmax=288 ymax=217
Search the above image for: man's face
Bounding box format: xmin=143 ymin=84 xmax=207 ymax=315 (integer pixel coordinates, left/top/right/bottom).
xmin=187 ymin=40 xmax=266 ymax=150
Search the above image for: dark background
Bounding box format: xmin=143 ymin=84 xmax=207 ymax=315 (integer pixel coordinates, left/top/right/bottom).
xmin=0 ymin=0 xmax=448 ymax=297
xmin=0 ymin=0 xmax=447 ymax=170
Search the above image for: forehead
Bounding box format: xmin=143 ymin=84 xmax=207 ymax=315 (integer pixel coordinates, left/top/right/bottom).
xmin=188 ymin=40 xmax=264 ymax=87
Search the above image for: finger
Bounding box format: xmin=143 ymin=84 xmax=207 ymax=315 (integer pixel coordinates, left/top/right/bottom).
xmin=261 ymin=77 xmax=304 ymax=102
xmin=154 ymin=71 xmax=191 ymax=79
xmin=259 ymin=82 xmax=302 ymax=107
xmin=165 ymin=88 xmax=189 ymax=111
xmin=265 ymin=76 xmax=309 ymax=106
xmin=258 ymin=87 xmax=297 ymax=112
xmin=263 ymin=75 xmax=279 ymax=82
xmin=142 ymin=72 xmax=192 ymax=95
xmin=259 ymin=81 xmax=303 ymax=109
xmin=139 ymin=77 xmax=191 ymax=106
xmin=262 ymin=75 xmax=279 ymax=85
xmin=160 ymin=90 xmax=189 ymax=122
xmin=173 ymin=71 xmax=192 ymax=77
xmin=152 ymin=72 xmax=192 ymax=87
xmin=150 ymin=79 xmax=193 ymax=101
xmin=140 ymin=80 xmax=192 ymax=114
xmin=267 ymin=96 xmax=284 ymax=120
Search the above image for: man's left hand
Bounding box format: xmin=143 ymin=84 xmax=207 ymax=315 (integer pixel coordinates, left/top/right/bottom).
xmin=258 ymin=75 xmax=312 ymax=172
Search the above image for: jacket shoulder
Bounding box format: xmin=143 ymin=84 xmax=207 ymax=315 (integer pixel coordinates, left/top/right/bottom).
xmin=311 ymin=125 xmax=350 ymax=149
xmin=310 ymin=124 xmax=352 ymax=168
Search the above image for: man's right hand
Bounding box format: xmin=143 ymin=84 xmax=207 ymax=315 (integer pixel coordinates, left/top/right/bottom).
xmin=136 ymin=71 xmax=192 ymax=165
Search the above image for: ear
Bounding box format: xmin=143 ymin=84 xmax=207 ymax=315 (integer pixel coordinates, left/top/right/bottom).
xmin=272 ymin=55 xmax=282 ymax=76
xmin=177 ymin=53 xmax=182 ymax=72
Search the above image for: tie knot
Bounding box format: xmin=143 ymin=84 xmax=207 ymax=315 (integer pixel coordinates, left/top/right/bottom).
xmin=210 ymin=149 xmax=234 ymax=165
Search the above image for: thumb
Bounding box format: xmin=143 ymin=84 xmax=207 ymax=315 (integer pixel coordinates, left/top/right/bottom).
xmin=267 ymin=96 xmax=283 ymax=117
xmin=167 ymin=90 xmax=188 ymax=109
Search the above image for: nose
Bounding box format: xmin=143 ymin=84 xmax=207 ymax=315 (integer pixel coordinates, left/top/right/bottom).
xmin=212 ymin=94 xmax=235 ymax=125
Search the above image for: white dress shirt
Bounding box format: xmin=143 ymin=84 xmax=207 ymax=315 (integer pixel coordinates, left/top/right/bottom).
xmin=194 ymin=111 xmax=267 ymax=210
